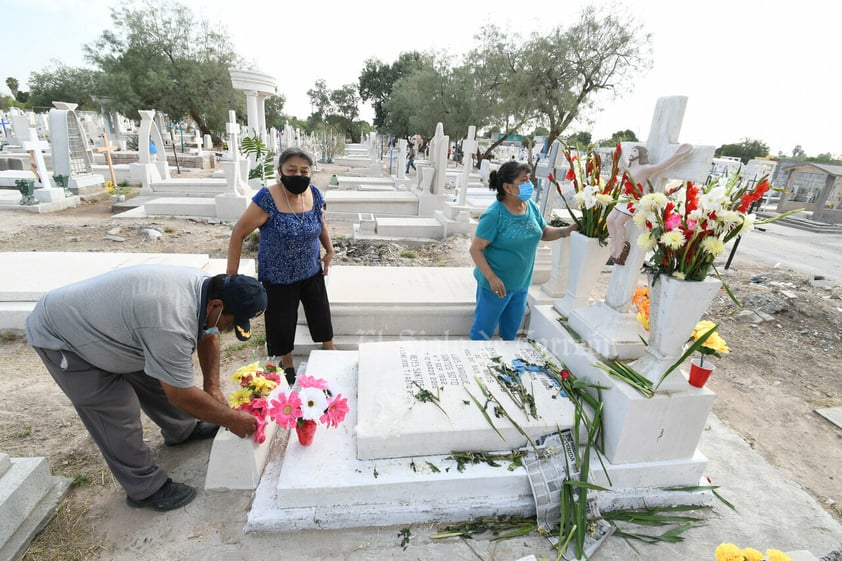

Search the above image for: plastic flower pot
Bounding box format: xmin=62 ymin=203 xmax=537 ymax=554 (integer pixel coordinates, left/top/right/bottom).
xmin=295 ymin=419 xmax=317 ymax=446
xmin=688 ymin=358 xmax=716 ymax=388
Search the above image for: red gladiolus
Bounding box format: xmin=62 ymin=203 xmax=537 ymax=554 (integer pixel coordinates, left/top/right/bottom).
xmin=565 ymin=167 xmax=575 ymax=181
xmin=547 ymin=173 xmax=555 ymax=183
xmin=561 ymin=369 xmax=571 ymax=380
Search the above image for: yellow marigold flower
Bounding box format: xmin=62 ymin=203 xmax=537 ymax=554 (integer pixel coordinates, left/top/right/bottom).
xmin=743 ymin=547 xmax=764 ymax=561
xmin=227 ymin=388 xmax=253 ymax=408
xmin=766 ymin=550 xmax=793 ymax=561
xmin=637 ymin=232 xmax=658 ymax=252
xmin=701 ymin=236 xmax=726 ymax=256
xmin=659 ymin=229 xmax=685 ymax=250
xmin=715 ymin=543 xmax=743 ymax=561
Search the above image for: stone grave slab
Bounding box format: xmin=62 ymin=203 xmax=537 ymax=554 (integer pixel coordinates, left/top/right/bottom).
xmin=249 ymin=350 xmax=536 ymax=531
xmin=815 ymin=407 xmax=842 ymax=430
xmin=247 ymin=348 xmax=711 ymax=532
xmin=0 ymin=252 xmax=210 ymax=302
xmin=356 ymin=339 xmax=578 ymax=460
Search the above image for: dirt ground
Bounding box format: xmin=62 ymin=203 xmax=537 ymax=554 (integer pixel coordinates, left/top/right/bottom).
xmin=0 ymin=163 xmax=840 ymax=559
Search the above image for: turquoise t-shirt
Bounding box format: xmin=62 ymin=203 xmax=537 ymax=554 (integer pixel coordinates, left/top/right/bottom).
xmin=473 ymin=199 xmax=547 ymax=291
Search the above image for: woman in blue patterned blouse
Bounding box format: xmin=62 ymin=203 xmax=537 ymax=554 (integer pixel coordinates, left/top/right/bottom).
xmin=227 ymin=147 xmax=336 ymax=384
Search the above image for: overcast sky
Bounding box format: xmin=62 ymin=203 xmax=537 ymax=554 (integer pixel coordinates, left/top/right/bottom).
xmin=3 ymin=0 xmax=839 ymax=156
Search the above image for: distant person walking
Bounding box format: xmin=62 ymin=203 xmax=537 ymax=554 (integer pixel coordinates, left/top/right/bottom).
xmin=406 ymin=142 xmax=417 ymax=174
xmin=469 ymin=161 xmax=577 ymax=340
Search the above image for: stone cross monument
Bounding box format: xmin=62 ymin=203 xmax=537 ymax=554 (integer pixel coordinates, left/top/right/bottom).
xmin=567 ymin=96 xmax=715 ymax=360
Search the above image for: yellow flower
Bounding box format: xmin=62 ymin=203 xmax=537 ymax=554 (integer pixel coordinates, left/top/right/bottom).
xmin=703 ymin=332 xmax=730 ymax=354
xmin=250 ymin=375 xmax=278 ymax=396
xmin=637 ymin=231 xmax=658 ymax=251
xmin=701 ymin=236 xmax=725 ymax=256
xmin=766 ymin=549 xmax=793 ymax=561
xmin=227 ymin=388 xmax=253 ymax=408
xmin=692 ymin=321 xmax=729 ymax=354
xmin=636 ymin=311 xmax=650 ymax=330
xmin=671 ymin=271 xmax=686 ymax=280
xmin=231 ymin=361 xmax=260 ymax=382
xmin=715 ymin=543 xmax=744 ymax=561
xmin=659 ymin=229 xmax=686 ymax=250
xmin=743 ymin=547 xmax=764 ymax=561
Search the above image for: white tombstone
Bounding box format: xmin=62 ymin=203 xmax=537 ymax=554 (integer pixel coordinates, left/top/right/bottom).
xmin=396 ymin=138 xmax=407 ymax=180
xmin=131 ymin=109 xmax=171 ymax=194
xmin=21 ymin=138 xmax=66 ymax=203
xmin=48 ymin=103 xmax=106 ymax=195
xmin=216 ymin=110 xmax=250 ymax=220
xmin=456 ymin=126 xmax=478 ymax=206
xmin=427 ymin=123 xmax=449 ymax=196
xmin=568 ymin=96 xmax=715 ymax=361
xmin=204 ymin=134 xmax=213 ymax=151
xmin=355 ymin=340 xmax=579 ymax=460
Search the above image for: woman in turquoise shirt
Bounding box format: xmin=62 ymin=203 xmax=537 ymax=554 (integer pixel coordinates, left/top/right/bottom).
xmin=469 ymin=160 xmax=577 ymax=340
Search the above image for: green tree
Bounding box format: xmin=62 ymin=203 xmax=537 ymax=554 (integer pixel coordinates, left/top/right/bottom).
xmin=28 ymin=64 xmax=100 ymax=111
xmin=358 ymin=51 xmax=428 ymax=128
xmin=5 ymin=77 xmax=19 ymax=98
xmin=565 ymin=131 xmax=592 ymax=148
xmin=716 ymin=138 xmax=770 ymax=164
xmin=791 ymin=145 xmax=806 ymax=158
xmin=263 ymin=95 xmax=286 ymax=130
xmin=603 ymin=129 xmax=638 ymax=146
xmin=465 ymin=6 xmax=651 ymax=159
xmin=84 ymin=1 xmax=244 ymax=140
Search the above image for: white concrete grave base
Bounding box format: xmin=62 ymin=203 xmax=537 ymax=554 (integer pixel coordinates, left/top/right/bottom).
xmin=246 ymin=349 xmax=713 ymax=532
xmin=206 ymin=418 xmax=282 ymax=490
xmin=554 ymin=232 xmax=611 ymax=318
xmin=0 ymin=453 xmax=71 ymax=561
xmin=355 ymin=340 xmax=579 ymax=460
xmin=632 ymin=275 xmax=722 ymax=391
xmin=528 ymin=304 xmax=715 ymax=465
xmin=568 ymin=301 xmax=646 ymax=360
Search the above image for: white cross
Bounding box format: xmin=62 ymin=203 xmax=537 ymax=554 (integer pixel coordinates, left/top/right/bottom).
xmin=96 ymin=132 xmax=118 ymax=187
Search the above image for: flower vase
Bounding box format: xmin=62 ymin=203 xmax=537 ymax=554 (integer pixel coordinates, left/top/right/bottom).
xmin=688 ymin=358 xmax=716 ymax=388
xmin=631 ymin=274 xmax=722 ymax=390
xmin=554 ymin=231 xmax=611 ymax=317
xmin=295 ymin=419 xmax=317 ymax=446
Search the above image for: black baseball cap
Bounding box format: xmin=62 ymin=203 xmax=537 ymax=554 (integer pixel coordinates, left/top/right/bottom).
xmin=221 ymin=275 xmax=267 ymax=341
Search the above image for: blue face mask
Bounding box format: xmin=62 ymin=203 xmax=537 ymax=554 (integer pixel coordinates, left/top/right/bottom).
xmin=516 ymin=182 xmax=534 ymax=201
xmin=203 ymin=308 xmax=221 ymax=337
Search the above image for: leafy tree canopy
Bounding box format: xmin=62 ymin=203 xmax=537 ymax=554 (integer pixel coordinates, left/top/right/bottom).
xmin=565 ymin=131 xmax=592 ymax=148
xmin=358 ymin=51 xmax=430 ymax=127
xmin=84 ymin=0 xmax=245 ymax=139
xmin=715 ymin=138 xmax=770 ymax=164
xmin=28 ymin=64 xmax=101 ymax=111
xmin=602 ymin=129 xmax=638 ymax=146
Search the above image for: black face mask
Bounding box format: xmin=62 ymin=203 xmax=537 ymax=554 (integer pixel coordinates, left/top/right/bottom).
xmin=281 ymin=174 xmax=311 ymax=195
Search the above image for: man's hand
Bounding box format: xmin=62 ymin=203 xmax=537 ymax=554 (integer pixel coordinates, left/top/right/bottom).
xmin=228 ymin=410 xmax=258 ymax=438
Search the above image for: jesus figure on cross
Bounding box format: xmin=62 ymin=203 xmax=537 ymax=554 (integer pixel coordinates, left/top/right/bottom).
xmin=606 ymin=142 xmax=693 ymax=265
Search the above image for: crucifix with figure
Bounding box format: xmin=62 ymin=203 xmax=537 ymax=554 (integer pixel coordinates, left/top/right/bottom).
xmin=567 ymin=96 xmax=715 ymax=360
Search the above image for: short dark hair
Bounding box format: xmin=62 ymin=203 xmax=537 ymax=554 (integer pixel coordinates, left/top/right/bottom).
xmin=277 ymin=147 xmax=314 ymax=169
xmin=488 ymin=160 xmax=531 ymax=201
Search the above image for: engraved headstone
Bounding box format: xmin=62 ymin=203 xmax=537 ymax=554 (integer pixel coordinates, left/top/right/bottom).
xmin=355 ymin=340 xmax=578 ymax=460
